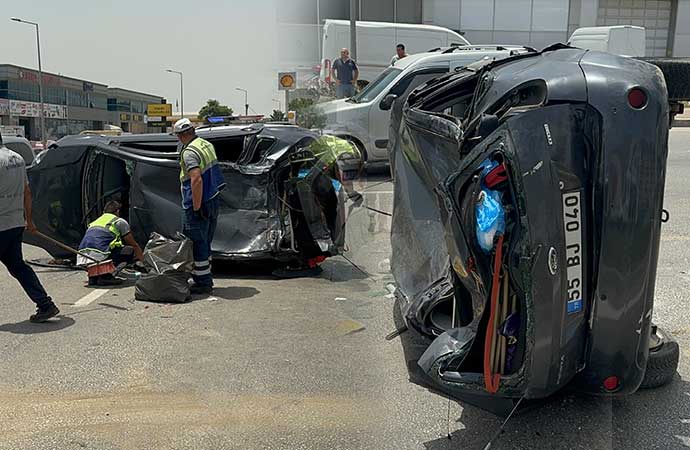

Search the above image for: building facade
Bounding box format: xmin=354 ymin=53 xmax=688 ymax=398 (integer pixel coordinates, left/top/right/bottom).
xmin=0 ymin=64 xmax=164 ymax=140
xmin=285 ymin=0 xmax=689 ymax=58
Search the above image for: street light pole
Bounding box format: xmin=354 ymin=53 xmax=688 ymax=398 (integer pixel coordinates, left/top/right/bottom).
xmin=236 ymin=88 xmax=248 ymax=117
xmin=166 ymin=69 xmax=183 ymax=118
xmin=11 ymin=18 xmax=46 ymax=149
xmin=349 ymin=0 xmax=357 ymax=61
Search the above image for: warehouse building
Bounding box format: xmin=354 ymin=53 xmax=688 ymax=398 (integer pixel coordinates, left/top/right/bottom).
xmin=286 ymin=0 xmax=690 ymax=57
xmin=0 ymin=64 xmax=164 ymax=140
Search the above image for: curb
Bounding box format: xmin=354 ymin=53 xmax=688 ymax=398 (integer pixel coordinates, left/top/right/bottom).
xmin=673 ymin=119 xmax=690 ymax=127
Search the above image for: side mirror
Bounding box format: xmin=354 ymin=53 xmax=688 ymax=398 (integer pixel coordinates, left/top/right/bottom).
xmin=379 ymin=94 xmax=398 ymax=111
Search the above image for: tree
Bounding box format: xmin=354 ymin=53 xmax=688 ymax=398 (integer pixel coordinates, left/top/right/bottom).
xmin=198 ymin=99 xmax=233 ymax=123
xmin=269 ymin=109 xmax=286 ymax=121
xmin=288 ymin=97 xmax=327 ymax=130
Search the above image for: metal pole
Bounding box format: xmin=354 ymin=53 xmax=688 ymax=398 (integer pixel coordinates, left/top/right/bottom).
xmin=316 ymin=0 xmax=322 ymax=62
xmin=236 ymin=88 xmax=248 ymax=117
xmin=394 ymin=0 xmax=397 ymax=22
xmin=179 ymin=72 xmax=184 ymax=118
xmin=166 ymin=69 xmax=183 ymax=118
xmin=35 ymin=23 xmax=46 ymax=149
xmin=350 ymin=0 xmax=357 ymax=61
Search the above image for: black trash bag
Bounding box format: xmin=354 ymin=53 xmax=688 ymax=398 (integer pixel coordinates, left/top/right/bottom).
xmin=135 ymin=233 xmax=193 ymax=303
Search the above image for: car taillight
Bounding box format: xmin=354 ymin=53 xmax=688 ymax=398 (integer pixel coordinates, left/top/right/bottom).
xmin=603 ymin=376 xmax=619 ymax=391
xmin=627 ymin=88 xmax=647 ymax=109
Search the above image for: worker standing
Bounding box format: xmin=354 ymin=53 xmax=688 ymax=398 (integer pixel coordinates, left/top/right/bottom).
xmin=331 ymin=48 xmax=359 ymax=99
xmin=0 ymin=134 xmax=60 ymax=322
xmin=173 ymin=118 xmax=226 ymax=295
xmin=390 ymin=43 xmax=408 ymax=65
xmin=78 ymin=200 xmax=144 ymax=286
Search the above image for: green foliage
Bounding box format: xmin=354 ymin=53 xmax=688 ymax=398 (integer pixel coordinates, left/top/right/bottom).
xmin=269 ymin=109 xmax=286 ymax=121
xmin=198 ymin=99 xmax=233 ymax=123
xmin=288 ymin=97 xmax=326 ymax=130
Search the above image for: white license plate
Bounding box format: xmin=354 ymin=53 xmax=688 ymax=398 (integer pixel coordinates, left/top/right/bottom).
xmin=562 ymin=191 xmax=583 ymax=314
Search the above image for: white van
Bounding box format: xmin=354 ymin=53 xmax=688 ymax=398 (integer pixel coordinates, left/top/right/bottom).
xmin=320 ymin=20 xmax=469 ymax=85
xmin=318 ymin=46 xmax=533 ymax=166
xmin=568 ymin=25 xmax=646 ymax=57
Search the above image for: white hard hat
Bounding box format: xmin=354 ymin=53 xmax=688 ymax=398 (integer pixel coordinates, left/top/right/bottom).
xmin=173 ymin=118 xmax=194 ymax=134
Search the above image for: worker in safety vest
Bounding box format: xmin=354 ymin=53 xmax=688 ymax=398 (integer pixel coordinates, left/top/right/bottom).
xmin=78 ymin=200 xmax=144 ymax=286
xmin=308 ymin=135 xmax=363 ymax=201
xmin=173 ymin=118 xmax=226 ymax=295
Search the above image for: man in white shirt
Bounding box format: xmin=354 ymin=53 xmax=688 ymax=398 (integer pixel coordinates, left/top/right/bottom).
xmin=0 ymin=134 xmax=59 ymax=322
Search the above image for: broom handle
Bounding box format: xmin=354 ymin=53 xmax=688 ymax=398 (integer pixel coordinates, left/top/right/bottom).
xmin=33 ymin=231 xmax=100 ymax=263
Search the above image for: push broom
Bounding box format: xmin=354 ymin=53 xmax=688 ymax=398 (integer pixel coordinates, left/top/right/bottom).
xmin=34 ymin=230 xmax=117 ymax=278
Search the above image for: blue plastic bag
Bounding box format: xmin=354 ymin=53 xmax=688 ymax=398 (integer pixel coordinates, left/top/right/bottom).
xmin=475 ymin=159 xmax=506 ymax=252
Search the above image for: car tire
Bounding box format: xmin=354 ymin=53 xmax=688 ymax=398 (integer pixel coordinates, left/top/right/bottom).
xmin=642 ymin=58 xmax=690 ymax=101
xmin=639 ymin=326 xmax=679 ymax=389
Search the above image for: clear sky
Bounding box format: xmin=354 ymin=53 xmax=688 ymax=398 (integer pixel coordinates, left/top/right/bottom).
xmin=2 ymin=0 xmax=294 ymax=115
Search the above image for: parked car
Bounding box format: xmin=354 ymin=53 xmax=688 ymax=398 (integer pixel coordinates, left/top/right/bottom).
xmin=2 ymin=135 xmax=34 ymax=166
xmin=318 ymin=45 xmax=534 ymax=167
xmin=24 ymin=124 xmax=350 ymax=265
xmin=390 ymin=45 xmax=690 ymax=413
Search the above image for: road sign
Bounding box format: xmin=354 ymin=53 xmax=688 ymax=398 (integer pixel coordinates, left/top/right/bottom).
xmin=278 ymin=72 xmax=297 ymax=91
xmin=147 ymin=116 xmax=162 ymax=122
xmin=148 ymin=120 xmax=172 ymax=127
xmin=147 ymin=103 xmax=173 ymax=116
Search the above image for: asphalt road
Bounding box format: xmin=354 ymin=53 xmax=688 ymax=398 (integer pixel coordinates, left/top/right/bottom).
xmin=1 ymin=129 xmax=689 ymax=449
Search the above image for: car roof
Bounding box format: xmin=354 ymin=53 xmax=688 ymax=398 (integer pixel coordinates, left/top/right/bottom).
xmin=391 ymin=45 xmax=535 ymax=71
xmin=1 ymin=135 xmax=32 ymax=146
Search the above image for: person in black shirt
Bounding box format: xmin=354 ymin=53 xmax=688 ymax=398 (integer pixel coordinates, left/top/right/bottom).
xmin=331 ymin=48 xmax=359 ymax=98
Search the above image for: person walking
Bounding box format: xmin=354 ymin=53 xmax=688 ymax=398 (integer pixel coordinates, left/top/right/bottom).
xmin=331 ymin=48 xmax=359 ymax=99
xmin=78 ymin=200 xmax=144 ymax=286
xmin=173 ymin=118 xmax=226 ymax=295
xmin=391 ymin=43 xmax=408 ymax=65
xmin=0 ymin=134 xmax=60 ymax=322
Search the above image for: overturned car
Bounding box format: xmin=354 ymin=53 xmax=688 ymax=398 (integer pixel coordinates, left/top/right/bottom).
xmin=390 ymin=45 xmax=687 ymax=412
xmin=25 ymin=124 xmax=359 ymax=265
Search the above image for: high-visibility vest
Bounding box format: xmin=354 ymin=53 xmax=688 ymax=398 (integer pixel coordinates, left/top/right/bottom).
xmin=308 ymin=135 xmax=360 ymax=167
xmin=179 ymin=137 xmax=226 ymax=210
xmin=78 ymin=213 xmax=123 ymax=253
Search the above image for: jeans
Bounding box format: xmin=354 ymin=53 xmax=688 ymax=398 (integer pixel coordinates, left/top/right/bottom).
xmin=336 ymin=83 xmax=356 ymax=99
xmin=182 ymin=197 xmax=219 ymax=287
xmin=0 ymin=227 xmax=53 ymax=308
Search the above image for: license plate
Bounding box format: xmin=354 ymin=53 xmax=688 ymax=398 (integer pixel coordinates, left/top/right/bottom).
xmin=562 ymin=191 xmax=583 ymax=314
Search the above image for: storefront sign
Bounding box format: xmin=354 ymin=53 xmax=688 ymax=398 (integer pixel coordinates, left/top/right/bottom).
xmin=9 ymin=100 xmax=68 ymax=119
xmin=18 ymin=70 xmax=61 ymax=86
xmin=147 ymin=120 xmax=172 ymax=127
xmin=83 ymin=81 xmax=94 ymax=92
xmin=132 ymin=114 xmax=143 ymax=122
xmin=0 ymin=99 xmax=9 ymax=115
xmin=120 ymin=113 xmax=131 ymax=121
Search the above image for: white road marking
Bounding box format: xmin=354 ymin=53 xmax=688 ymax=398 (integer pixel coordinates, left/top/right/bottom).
xmin=74 ymin=289 xmax=110 ymax=307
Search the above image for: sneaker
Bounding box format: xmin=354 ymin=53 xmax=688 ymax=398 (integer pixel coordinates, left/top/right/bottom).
xmin=190 ymin=284 xmax=213 ymax=295
xmin=30 ymin=304 xmax=60 ymax=323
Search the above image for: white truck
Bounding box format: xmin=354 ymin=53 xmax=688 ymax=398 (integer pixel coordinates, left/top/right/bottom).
xmin=568 ymin=25 xmax=646 ymax=57
xmin=319 ymin=20 xmax=469 ymax=86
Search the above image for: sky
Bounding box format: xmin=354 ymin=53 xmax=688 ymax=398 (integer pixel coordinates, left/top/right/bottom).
xmin=1 ymin=0 xmax=309 ymax=115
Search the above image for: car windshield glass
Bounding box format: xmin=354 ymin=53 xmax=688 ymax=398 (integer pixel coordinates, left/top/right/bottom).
xmin=349 ymin=68 xmax=402 ymax=103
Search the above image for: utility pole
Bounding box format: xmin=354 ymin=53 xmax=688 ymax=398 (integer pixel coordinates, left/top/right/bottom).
xmin=166 ymin=69 xmax=184 ymax=118
xmin=350 ymin=0 xmax=357 ymax=61
xmin=236 ymin=88 xmax=249 ymax=117
xmin=11 ymin=18 xmax=46 ymax=149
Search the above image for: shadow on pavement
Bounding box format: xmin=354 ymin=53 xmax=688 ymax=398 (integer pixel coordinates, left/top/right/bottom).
xmin=0 ymin=315 xmax=75 ymax=334
xmin=211 ymin=286 xmax=260 ymax=301
xmin=393 ymin=298 xmax=690 ymax=449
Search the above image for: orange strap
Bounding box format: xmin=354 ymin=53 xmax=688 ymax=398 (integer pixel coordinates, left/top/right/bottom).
xmin=483 ymin=234 xmax=504 ymax=394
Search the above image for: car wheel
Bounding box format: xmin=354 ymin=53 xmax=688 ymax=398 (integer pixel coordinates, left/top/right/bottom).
xmin=642 ymin=58 xmax=690 ymax=101
xmin=639 ymin=325 xmax=679 ymax=389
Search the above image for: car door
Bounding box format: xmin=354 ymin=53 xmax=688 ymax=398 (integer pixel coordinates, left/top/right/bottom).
xmin=368 ymin=63 xmax=449 ymax=161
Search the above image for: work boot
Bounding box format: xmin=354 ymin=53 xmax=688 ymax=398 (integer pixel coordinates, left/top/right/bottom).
xmin=190 ymin=284 xmax=213 ymax=295
xmin=95 ymin=275 xmax=123 ymax=286
xmin=30 ymin=303 xmax=60 ymax=323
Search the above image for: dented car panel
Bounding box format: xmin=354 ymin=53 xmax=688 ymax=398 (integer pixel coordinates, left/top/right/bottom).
xmin=25 ymin=125 xmax=347 ymax=263
xmin=392 ymin=47 xmax=669 ymax=406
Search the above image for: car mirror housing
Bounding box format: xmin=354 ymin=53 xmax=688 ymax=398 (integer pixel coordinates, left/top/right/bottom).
xmin=379 ymin=94 xmax=398 ymax=111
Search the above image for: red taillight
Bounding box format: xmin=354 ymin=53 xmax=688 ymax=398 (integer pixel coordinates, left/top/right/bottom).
xmin=628 ymin=88 xmax=647 ymax=109
xmin=603 ymin=376 xmax=619 ymax=391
